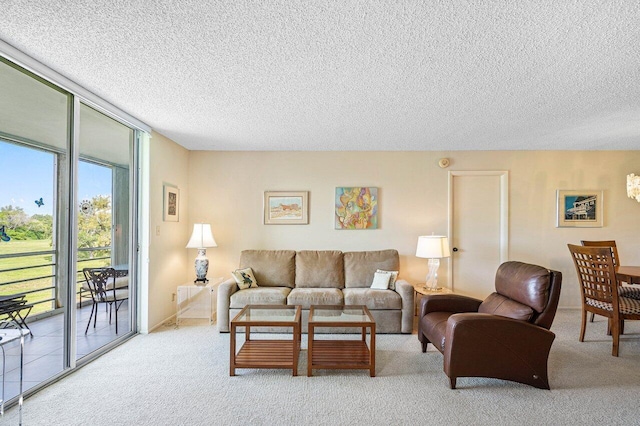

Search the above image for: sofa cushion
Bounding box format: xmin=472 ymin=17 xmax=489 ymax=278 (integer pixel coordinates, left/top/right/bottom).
xmin=287 ymin=288 xmax=343 ymax=308
xmin=344 ymin=249 xmax=400 ymax=288
xmin=239 ymin=250 xmax=296 ymax=288
xmin=229 ymin=287 xmax=291 ymax=308
xmin=295 ymin=250 xmax=344 ymax=288
xmin=343 ymin=288 xmax=402 ymax=310
xmin=494 ymin=261 xmax=550 ymax=313
xmin=478 ymin=292 xmax=534 ymax=322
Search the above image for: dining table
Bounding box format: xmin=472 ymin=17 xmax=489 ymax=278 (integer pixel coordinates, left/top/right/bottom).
xmin=616 ymin=266 xmax=640 ymax=285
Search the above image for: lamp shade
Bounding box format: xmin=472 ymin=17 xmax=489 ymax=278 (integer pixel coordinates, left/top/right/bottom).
xmin=416 ymin=235 xmax=450 ymax=259
xmin=628 ymin=174 xmax=640 ymax=202
xmin=185 ymin=223 xmax=217 ymax=248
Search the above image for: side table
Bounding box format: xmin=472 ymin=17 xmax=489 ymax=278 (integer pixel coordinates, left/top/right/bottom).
xmin=412 ymin=283 xmax=453 ymax=316
xmin=176 ymin=277 xmax=224 ymax=325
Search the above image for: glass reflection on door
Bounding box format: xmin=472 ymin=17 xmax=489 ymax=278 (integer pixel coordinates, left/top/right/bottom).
xmin=75 ymin=104 xmax=133 ymax=359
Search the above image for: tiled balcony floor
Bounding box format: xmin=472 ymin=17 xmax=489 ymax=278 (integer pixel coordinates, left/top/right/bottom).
xmin=1 ymin=302 xmax=130 ymax=403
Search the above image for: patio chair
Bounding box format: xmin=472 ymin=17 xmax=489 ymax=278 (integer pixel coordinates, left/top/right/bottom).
xmin=82 ymin=267 xmax=129 ymax=334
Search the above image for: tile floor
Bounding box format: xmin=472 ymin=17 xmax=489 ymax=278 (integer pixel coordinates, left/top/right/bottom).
xmin=1 ymin=301 xmax=130 ymax=402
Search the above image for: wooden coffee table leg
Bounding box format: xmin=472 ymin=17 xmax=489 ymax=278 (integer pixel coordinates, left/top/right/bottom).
xmin=370 ymin=324 xmax=376 ymax=377
xmin=307 ymin=324 xmax=314 ymax=377
xmin=292 ymin=321 xmax=299 ymax=376
xmin=230 ymin=324 xmax=236 ymax=376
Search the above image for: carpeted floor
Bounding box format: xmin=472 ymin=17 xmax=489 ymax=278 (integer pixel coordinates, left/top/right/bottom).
xmin=4 ymin=309 xmax=640 ymax=425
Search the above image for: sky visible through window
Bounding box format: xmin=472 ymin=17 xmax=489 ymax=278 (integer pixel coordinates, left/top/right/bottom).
xmin=0 ymin=141 xmax=111 ymax=217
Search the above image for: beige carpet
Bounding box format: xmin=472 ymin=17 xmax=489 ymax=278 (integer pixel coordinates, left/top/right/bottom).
xmin=4 ymin=309 xmax=640 ymax=425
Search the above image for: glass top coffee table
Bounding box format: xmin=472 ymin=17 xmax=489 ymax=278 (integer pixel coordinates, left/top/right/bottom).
xmin=307 ymin=305 xmax=376 ymax=377
xmin=229 ymin=305 xmax=302 ymax=376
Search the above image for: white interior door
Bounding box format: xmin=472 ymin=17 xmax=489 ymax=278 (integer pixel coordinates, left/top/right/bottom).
xmin=448 ymin=171 xmax=509 ymax=300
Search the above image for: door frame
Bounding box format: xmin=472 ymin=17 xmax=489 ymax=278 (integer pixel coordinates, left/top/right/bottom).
xmin=447 ymin=170 xmax=509 ymax=291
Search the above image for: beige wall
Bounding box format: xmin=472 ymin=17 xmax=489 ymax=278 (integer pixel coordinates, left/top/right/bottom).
xmin=188 ymin=151 xmax=640 ymax=308
xmin=145 ymin=131 xmax=191 ymax=330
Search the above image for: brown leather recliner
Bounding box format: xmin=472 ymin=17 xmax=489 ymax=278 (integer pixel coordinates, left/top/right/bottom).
xmin=418 ymin=261 xmax=562 ymax=389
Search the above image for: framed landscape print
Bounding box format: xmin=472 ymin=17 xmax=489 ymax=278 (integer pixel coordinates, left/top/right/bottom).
xmin=335 ymin=187 xmax=378 ymax=230
xmin=556 ymin=189 xmax=603 ymax=228
xmin=264 ymin=191 xmax=309 ymax=224
xmin=163 ymin=184 xmax=179 ymax=222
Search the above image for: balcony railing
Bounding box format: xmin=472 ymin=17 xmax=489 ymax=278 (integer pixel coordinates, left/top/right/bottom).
xmin=0 ymin=245 xmax=112 ymax=319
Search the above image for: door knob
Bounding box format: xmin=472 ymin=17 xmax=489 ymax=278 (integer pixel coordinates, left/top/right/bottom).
xmin=452 ymin=247 xmax=459 ymax=252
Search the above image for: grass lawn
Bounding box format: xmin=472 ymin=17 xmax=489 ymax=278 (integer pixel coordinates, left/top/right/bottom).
xmin=0 ymin=239 xmax=109 ymax=315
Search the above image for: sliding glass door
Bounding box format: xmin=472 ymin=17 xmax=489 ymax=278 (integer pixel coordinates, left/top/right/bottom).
xmin=75 ymin=104 xmax=134 ymax=359
xmin=0 ymin=55 xmax=139 ymax=404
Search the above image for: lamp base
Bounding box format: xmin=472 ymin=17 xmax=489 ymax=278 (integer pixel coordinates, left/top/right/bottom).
xmin=425 ymin=258 xmax=440 ymax=291
xmin=194 ymin=248 xmax=210 ymax=286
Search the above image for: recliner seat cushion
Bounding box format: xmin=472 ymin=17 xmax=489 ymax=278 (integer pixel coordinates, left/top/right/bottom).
xmin=239 ymin=250 xmax=296 ymax=288
xmin=343 ymin=288 xmax=402 ymax=309
xmin=478 ymin=293 xmax=534 ymax=321
xmin=494 ymin=261 xmax=550 ymax=313
xmin=287 ymin=288 xmax=343 ymax=308
xmin=344 ymin=250 xmax=400 ymax=288
xmin=230 ymin=287 xmax=291 ymax=308
xmin=295 ymin=250 xmax=344 ymax=288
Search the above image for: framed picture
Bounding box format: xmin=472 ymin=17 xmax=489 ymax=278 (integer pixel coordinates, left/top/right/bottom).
xmin=335 ymin=187 xmax=378 ymax=230
xmin=556 ymin=190 xmax=603 ymax=228
xmin=264 ymin=191 xmax=309 ymax=225
xmin=163 ymin=185 xmax=180 ymax=222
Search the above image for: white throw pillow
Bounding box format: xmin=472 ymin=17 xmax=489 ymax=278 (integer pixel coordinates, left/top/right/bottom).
xmin=370 ymin=271 xmax=392 ymax=289
xmin=232 ymin=267 xmax=258 ymax=290
xmin=376 ymin=269 xmax=399 ymax=290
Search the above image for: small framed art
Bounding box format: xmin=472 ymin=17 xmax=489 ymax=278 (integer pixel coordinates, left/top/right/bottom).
xmin=163 ymin=185 xmax=180 ymax=222
xmin=264 ymin=191 xmax=309 ymax=225
xmin=556 ymin=190 xmax=603 ymax=228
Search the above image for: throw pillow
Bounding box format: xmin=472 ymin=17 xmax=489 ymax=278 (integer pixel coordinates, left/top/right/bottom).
xmin=370 ymin=271 xmax=392 ymax=289
xmin=376 ymin=269 xmax=399 ymax=290
xmin=232 ymin=267 xmax=258 ymax=290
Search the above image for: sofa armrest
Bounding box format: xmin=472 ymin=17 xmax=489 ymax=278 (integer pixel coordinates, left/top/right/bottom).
xmin=395 ymin=279 xmax=414 ymax=334
xmin=419 ymin=294 xmax=482 ymax=318
xmin=217 ymin=278 xmax=238 ymax=332
xmin=443 ymin=313 xmax=556 ymax=389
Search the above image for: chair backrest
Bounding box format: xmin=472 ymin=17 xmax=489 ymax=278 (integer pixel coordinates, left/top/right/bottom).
xmin=568 ymin=244 xmax=619 ymax=309
xmin=580 ymin=240 xmax=620 ymax=267
xmin=478 ymin=261 xmax=562 ymax=330
xmin=83 ymin=267 xmax=116 ymax=297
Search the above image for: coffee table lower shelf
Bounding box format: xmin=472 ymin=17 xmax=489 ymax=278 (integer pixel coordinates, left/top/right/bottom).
xmin=310 ymin=340 xmax=371 ymax=369
xmin=235 ymin=340 xmax=299 ymax=370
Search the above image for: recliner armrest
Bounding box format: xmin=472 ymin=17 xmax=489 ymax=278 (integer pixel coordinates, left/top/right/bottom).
xmin=419 ymin=294 xmax=482 ymax=318
xmin=443 ymin=313 xmax=556 ymax=389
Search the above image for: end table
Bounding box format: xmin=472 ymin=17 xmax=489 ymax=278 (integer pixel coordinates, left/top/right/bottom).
xmin=176 ymin=277 xmax=224 ymax=325
xmin=412 ymin=283 xmax=453 ymax=316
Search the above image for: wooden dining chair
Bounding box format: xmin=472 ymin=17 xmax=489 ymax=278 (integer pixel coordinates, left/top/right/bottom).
xmin=568 ymin=244 xmax=640 ymax=356
xmin=581 ymin=240 xmax=640 ymax=323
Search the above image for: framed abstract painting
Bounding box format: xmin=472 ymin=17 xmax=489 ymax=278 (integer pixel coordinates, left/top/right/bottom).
xmin=335 ymin=187 xmax=378 ymax=230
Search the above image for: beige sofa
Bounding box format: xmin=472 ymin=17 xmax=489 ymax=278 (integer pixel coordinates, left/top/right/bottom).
xmin=217 ymin=249 xmax=413 ymax=333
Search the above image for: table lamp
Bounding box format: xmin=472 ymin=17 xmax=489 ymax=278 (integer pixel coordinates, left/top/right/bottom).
xmin=416 ymin=235 xmax=451 ymax=290
xmin=186 ymin=223 xmax=217 ymax=285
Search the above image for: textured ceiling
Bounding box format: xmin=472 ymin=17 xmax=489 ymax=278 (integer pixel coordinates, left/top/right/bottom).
xmin=1 ymin=1 xmax=639 ymax=151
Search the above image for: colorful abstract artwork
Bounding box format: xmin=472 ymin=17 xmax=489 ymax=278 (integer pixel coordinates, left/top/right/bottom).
xmin=335 ymin=187 xmax=378 ymax=230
